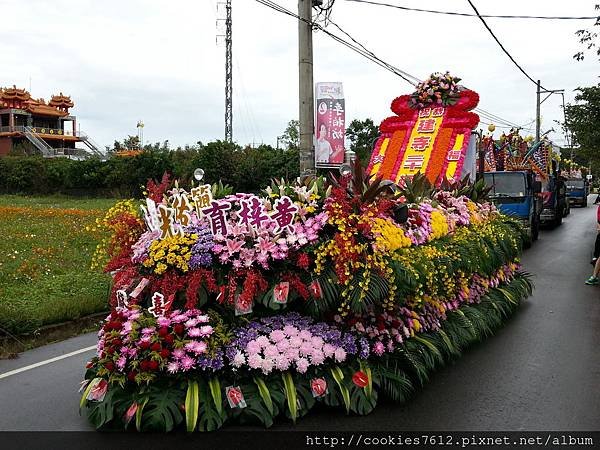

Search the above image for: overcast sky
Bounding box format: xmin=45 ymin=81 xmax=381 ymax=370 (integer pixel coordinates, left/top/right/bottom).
xmin=1 ymin=0 xmax=598 ymax=150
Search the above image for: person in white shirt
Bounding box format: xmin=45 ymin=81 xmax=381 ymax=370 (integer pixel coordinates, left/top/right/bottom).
xmin=316 ymin=123 xmax=333 ymax=163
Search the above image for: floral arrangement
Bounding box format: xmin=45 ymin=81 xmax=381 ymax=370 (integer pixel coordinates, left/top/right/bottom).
xmin=87 ymin=306 xmax=226 ymax=386
xmin=409 ymin=71 xmax=462 ymax=109
xmin=81 ymin=86 xmax=532 ymax=432
xmin=227 ymin=313 xmax=369 ymax=375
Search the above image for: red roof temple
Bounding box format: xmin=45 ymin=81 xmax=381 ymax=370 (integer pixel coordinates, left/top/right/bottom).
xmin=0 ymin=85 xmax=102 ymax=157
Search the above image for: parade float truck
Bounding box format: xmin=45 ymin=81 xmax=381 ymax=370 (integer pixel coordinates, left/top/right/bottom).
xmin=539 ymin=171 xmax=569 ymax=226
xmin=79 ymin=73 xmax=533 ymax=433
xmin=480 ymin=132 xmax=554 ymax=242
xmin=483 ymin=170 xmax=542 ymax=243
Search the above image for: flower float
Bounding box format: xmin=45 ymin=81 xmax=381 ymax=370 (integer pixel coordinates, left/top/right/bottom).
xmin=81 ymin=77 xmax=532 ymax=432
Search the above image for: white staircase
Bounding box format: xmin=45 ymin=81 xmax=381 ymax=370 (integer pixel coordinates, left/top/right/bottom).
xmin=23 ymin=126 xmax=54 ymax=156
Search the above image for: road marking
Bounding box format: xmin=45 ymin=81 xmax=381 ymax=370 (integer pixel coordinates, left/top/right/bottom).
xmin=0 ymin=345 xmax=96 ymax=380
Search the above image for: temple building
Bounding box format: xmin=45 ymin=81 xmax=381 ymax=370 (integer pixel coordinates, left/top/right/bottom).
xmin=0 ymin=85 xmax=102 ymax=157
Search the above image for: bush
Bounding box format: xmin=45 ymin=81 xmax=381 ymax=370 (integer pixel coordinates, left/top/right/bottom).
xmin=0 ymin=142 xmax=300 ymax=197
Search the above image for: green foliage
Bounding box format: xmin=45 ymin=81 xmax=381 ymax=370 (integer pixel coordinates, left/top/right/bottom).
xmin=197 ymin=378 xmax=226 ymax=431
xmin=346 ymin=118 xmax=380 ymax=165
xmin=185 ymin=380 xmax=200 ymax=432
xmin=564 ymin=84 xmax=600 ymax=167
xmin=138 ymin=384 xmax=185 ymax=432
xmin=280 ymin=120 xmax=300 ymax=150
xmin=0 ymin=141 xmax=300 ymax=196
xmin=573 ymin=5 xmax=600 ymax=62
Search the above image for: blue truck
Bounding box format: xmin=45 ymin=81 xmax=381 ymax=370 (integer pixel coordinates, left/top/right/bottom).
xmin=566 ymin=178 xmax=588 ymax=207
xmin=484 ymin=170 xmax=542 ymax=243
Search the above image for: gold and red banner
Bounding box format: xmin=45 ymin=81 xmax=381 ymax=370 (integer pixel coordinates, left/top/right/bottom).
xmin=368 ymin=90 xmax=479 ymax=185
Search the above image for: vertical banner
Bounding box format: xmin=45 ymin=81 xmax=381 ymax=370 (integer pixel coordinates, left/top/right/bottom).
xmin=315 ymin=82 xmax=345 ymax=168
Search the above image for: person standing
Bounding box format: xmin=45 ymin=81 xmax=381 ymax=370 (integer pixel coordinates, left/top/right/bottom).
xmin=585 ymin=203 xmax=600 ymax=284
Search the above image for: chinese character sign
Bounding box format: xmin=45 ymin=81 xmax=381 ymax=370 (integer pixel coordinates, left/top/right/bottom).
xmin=367 ymin=88 xmax=480 ymax=186
xmin=141 ymin=189 xmax=299 ymax=241
xmin=315 ymin=82 xmax=345 ymax=167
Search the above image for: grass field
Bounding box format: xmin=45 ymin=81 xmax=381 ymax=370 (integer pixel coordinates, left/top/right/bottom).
xmin=0 ymin=195 xmax=117 ymax=337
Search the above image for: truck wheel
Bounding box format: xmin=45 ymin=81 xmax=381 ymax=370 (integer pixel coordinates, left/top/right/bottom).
xmin=554 ymin=212 xmax=563 ymax=227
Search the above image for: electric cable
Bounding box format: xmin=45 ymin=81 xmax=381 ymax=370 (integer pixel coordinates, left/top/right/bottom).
xmin=254 ymin=0 xmax=530 ymax=135
xmin=466 ymin=0 xmax=547 ymax=90
xmin=345 ymin=0 xmax=599 ymax=20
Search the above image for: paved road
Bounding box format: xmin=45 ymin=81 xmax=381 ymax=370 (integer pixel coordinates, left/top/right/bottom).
xmin=1 ymin=199 xmax=599 ymax=431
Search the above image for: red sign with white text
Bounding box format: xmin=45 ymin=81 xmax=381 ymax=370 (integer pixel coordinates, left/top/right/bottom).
xmin=315 ymin=82 xmax=345 ymax=167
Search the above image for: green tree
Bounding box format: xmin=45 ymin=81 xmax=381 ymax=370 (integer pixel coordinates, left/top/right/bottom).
xmin=574 ymin=5 xmax=600 ymax=61
xmin=279 ymin=120 xmax=299 ymax=150
xmin=345 ymin=118 xmax=380 ymax=164
xmin=564 ymin=84 xmax=600 ymax=165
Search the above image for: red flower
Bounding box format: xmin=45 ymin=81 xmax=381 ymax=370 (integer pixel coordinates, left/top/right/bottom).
xmin=105 ymin=362 xmax=115 ymax=372
xmin=85 ymin=361 xmax=94 ymax=369
xmin=140 ymin=341 xmax=151 ymax=350
xmin=164 ymin=334 xmax=175 ymax=345
xmin=111 ymin=338 xmax=122 ymax=347
xmin=296 ymin=253 xmax=311 ymax=270
xmin=127 ymin=371 xmax=138 ymax=382
xmin=352 ymin=371 xmax=369 ymax=388
xmin=159 ymin=349 xmax=170 ymax=359
xmin=173 ymin=324 xmax=185 ymax=335
xmin=151 ymin=343 xmax=161 ymax=352
xmin=140 ymin=361 xmax=150 ymax=371
xmin=148 ymin=360 xmax=159 ymax=371
xmin=158 ymin=327 xmax=169 ymax=337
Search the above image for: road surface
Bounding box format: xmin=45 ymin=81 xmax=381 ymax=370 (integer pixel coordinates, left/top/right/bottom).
xmin=1 ymin=198 xmax=599 ymax=431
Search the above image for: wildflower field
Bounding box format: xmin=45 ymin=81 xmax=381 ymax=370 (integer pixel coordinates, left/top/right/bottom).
xmin=0 ymin=195 xmax=115 ymax=336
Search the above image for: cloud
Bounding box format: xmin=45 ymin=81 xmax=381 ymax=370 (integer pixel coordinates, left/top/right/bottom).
xmin=1 ymin=0 xmax=597 ymax=149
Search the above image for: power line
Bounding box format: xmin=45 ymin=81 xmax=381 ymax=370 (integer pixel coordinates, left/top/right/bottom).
xmin=345 ymin=0 xmax=599 ymax=20
xmin=254 ymin=0 xmax=525 ymax=131
xmin=466 ymin=0 xmax=546 ymax=90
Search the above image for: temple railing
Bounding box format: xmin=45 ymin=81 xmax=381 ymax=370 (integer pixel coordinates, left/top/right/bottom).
xmin=0 ymin=125 xmax=82 ymax=136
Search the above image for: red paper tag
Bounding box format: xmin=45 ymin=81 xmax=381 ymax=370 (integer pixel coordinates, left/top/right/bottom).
xmin=309 ymin=280 xmax=322 ymax=299
xmin=235 ymin=295 xmax=253 ymax=316
xmin=273 ymin=282 xmax=290 ymax=304
xmin=226 ymin=386 xmax=247 ymax=408
xmin=310 ymin=377 xmax=328 ymax=397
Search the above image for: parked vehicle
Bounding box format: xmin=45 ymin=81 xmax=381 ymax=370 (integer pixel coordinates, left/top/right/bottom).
xmin=539 ymin=174 xmax=569 ymax=226
xmin=566 ymin=178 xmax=588 ymax=207
xmin=484 ymin=170 xmax=542 ymax=242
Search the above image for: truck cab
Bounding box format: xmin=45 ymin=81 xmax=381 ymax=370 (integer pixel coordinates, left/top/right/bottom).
xmin=484 ymin=170 xmax=542 ymax=242
xmin=566 ymin=178 xmax=588 ymax=207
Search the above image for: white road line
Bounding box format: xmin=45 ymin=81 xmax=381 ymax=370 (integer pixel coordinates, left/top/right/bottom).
xmin=0 ymin=345 xmax=97 ymax=380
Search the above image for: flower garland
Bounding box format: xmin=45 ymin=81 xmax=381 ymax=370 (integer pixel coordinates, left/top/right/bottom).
xmin=409 ymin=72 xmax=462 ymax=109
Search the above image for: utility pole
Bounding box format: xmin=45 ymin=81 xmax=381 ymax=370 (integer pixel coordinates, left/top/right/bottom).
xmin=225 ymin=0 xmax=233 ymax=142
xmin=298 ymin=0 xmax=315 ymax=174
xmin=536 ymin=80 xmax=564 ymax=144
xmin=535 ymin=80 xmax=541 ymax=143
